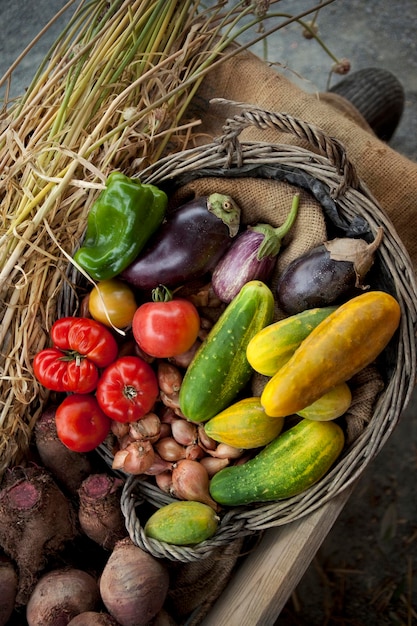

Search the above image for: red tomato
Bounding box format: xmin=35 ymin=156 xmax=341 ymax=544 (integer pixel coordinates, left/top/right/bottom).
xmin=33 ymin=348 xmax=99 ymax=394
xmin=96 ymin=356 xmax=159 ymax=423
xmin=132 ymin=297 xmax=200 ymax=358
xmin=55 ymin=394 xmax=111 ymax=452
xmin=33 ymin=317 xmax=119 ymax=394
xmin=51 ymin=317 xmax=118 ymax=367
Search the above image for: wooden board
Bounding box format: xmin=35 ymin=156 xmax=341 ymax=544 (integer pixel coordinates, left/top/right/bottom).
xmin=200 ymin=486 xmax=353 ymax=625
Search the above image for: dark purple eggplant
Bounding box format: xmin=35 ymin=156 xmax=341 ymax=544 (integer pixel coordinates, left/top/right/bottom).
xmin=212 ymin=193 xmax=300 ymax=303
xmin=276 ymin=227 xmax=384 ymax=315
xmin=120 ymin=193 xmax=241 ymax=290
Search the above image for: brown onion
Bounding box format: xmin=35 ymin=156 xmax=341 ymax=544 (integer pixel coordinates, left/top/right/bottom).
xmin=111 ymin=421 xmax=130 ymax=439
xmin=129 ymin=413 xmax=161 ymax=443
xmin=154 ymin=437 xmax=186 ymax=462
xmin=200 ymin=456 xmax=230 ymax=477
xmin=159 ymin=390 xmax=180 ymax=410
xmin=143 ymin=454 xmax=173 ymax=476
xmin=157 ymin=362 xmax=182 ymax=396
xmin=209 ymin=443 xmax=244 ymax=460
xmin=171 ymin=459 xmax=219 ymax=511
xmin=170 ymin=418 xmax=197 ymax=446
xmin=197 ymin=424 xmax=217 ymax=451
xmin=155 ymin=471 xmax=173 ymax=494
xmin=185 ymin=443 xmax=205 ymax=461
xmin=112 ymin=441 xmax=155 ymax=474
xmin=168 ymin=340 xmax=201 ymax=368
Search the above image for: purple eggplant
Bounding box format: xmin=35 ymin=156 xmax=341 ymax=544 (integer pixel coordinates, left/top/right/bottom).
xmin=211 ymin=193 xmax=300 ymax=303
xmin=120 ymin=193 xmax=241 ymax=290
xmin=276 ymin=227 xmax=384 ymax=315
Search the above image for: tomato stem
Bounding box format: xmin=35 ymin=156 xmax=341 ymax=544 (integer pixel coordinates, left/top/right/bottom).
xmin=152 ymin=284 xmax=173 ymax=303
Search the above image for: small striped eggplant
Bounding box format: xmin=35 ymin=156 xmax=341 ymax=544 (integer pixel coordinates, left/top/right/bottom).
xmin=211 ymin=193 xmax=299 ymax=303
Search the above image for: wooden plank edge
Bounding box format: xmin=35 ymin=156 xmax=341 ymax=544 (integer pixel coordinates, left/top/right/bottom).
xmin=200 ymin=485 xmax=354 ymax=626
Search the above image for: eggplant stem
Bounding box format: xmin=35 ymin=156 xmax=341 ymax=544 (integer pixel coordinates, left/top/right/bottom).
xmin=254 ymin=193 xmax=300 ymax=260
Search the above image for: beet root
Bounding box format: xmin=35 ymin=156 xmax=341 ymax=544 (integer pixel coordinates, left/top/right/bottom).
xmin=67 ymin=612 xmax=121 ymax=625
xmin=78 ymin=474 xmax=127 ymax=550
xmin=26 ymin=567 xmax=100 ymax=626
xmin=34 ymin=407 xmax=93 ymax=495
xmin=0 ymin=554 xmax=18 ymax=626
xmin=0 ymin=466 xmax=78 ymax=605
xmin=99 ymin=538 xmax=170 ymax=626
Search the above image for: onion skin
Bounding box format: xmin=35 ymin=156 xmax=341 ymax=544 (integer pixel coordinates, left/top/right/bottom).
xmin=171 ymin=459 xmax=219 ymax=511
xmin=99 ymin=538 xmax=169 ymax=626
xmin=120 ymin=194 xmax=240 ymax=290
xmin=212 ymin=229 xmax=276 ymax=303
xmin=26 ymin=568 xmax=100 ymax=626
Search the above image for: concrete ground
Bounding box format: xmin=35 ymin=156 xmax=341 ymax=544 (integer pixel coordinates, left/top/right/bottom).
xmin=1 ymin=1 xmax=416 ymax=624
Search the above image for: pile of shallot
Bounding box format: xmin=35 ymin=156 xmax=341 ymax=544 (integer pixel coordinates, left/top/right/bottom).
xmin=110 ymin=356 xmax=249 ymax=512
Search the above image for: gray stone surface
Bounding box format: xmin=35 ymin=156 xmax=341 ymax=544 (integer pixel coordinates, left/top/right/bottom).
xmin=1 ymin=1 xmax=416 ymax=624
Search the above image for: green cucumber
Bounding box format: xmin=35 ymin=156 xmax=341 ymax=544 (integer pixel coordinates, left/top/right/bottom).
xmin=179 ymin=280 xmax=274 ymax=423
xmin=144 ymin=501 xmax=219 ymax=545
xmin=209 ymin=419 xmax=345 ymax=506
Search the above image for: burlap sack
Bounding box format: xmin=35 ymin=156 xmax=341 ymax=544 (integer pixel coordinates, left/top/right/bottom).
xmin=190 ymin=49 xmax=417 ymax=270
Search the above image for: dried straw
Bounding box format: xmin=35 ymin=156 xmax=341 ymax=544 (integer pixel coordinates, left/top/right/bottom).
xmin=0 ymin=0 xmax=337 ymax=474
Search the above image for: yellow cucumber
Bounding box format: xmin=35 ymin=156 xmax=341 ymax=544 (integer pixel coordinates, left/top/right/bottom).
xmin=247 ymin=306 xmax=338 ymax=376
xmin=179 ymin=281 xmax=274 ymax=423
xmin=144 ymin=501 xmax=219 ymax=545
xmin=261 ymin=291 xmax=400 ymax=417
xmin=297 ymin=382 xmax=352 ymax=421
xmin=209 ymin=419 xmax=345 ymax=506
xmin=204 ymin=397 xmax=284 ymax=449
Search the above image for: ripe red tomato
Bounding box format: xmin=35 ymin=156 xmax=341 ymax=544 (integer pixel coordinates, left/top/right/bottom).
xmin=33 ymin=348 xmax=100 ymax=394
xmin=96 ymin=356 xmax=159 ymax=423
xmin=51 ymin=317 xmax=118 ymax=367
xmin=132 ymin=292 xmax=200 ymax=358
xmin=55 ymin=394 xmax=111 ymax=452
xmin=33 ymin=317 xmax=118 ymax=394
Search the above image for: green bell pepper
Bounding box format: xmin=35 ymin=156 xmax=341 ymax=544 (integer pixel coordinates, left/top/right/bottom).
xmin=74 ymin=172 xmax=167 ymax=281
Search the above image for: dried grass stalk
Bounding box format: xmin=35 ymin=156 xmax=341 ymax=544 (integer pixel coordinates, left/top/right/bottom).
xmin=0 ymin=0 xmax=336 ymax=474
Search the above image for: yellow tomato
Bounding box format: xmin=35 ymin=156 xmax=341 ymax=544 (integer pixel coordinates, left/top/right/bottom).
xmin=88 ymin=279 xmax=137 ymax=328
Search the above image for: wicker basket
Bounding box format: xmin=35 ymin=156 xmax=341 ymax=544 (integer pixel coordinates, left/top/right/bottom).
xmin=97 ymin=101 xmax=417 ymax=562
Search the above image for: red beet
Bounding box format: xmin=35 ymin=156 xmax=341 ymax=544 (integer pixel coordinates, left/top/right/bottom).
xmin=78 ymin=474 xmax=127 ymax=550
xmin=26 ymin=567 xmax=100 ymax=626
xmin=0 ymin=554 xmax=18 ymax=626
xmin=0 ymin=466 xmax=78 ymax=605
xmin=67 ymin=612 xmax=121 ymax=626
xmin=34 ymin=407 xmax=94 ymax=495
xmin=100 ymin=538 xmax=170 ymax=626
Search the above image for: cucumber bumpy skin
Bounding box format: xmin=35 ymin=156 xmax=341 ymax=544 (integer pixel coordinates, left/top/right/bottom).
xmin=179 ymin=280 xmax=274 ymax=423
xmin=144 ymin=501 xmax=219 ymax=545
xmin=209 ymin=419 xmax=345 ymax=506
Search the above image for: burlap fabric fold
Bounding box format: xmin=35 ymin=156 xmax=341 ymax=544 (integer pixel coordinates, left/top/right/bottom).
xmin=189 ymin=49 xmax=417 ymax=270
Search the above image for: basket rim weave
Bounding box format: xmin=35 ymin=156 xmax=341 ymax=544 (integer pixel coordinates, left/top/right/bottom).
xmin=111 ymin=100 xmax=417 ymax=561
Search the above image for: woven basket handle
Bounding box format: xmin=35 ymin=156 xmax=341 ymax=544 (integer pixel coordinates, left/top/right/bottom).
xmin=212 ymin=98 xmax=359 ymax=195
